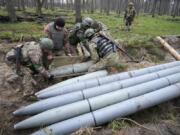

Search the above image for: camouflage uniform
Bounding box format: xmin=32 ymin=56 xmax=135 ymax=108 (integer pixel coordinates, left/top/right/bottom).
xmin=68 ymin=19 xmax=109 ymax=57
xmin=91 ymin=20 xmax=108 ymax=33
xmin=124 ymin=3 xmax=136 ymax=31
xmin=44 ymin=22 xmax=71 ymax=56
xmin=5 ymin=41 xmax=51 ymax=79
xmin=68 ymin=20 xmax=108 ymax=46
xmin=87 ymin=34 xmax=120 ymax=72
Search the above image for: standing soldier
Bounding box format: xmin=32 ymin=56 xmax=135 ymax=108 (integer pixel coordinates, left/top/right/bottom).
xmin=44 ymin=17 xmax=72 ymax=56
xmin=124 ymin=2 xmax=136 ymax=31
xmin=84 ymin=28 xmax=120 ymax=72
xmin=5 ymin=38 xmax=54 ymax=80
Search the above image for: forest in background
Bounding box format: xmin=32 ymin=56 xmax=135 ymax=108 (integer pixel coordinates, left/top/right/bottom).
xmin=0 ymin=0 xmax=180 ymax=22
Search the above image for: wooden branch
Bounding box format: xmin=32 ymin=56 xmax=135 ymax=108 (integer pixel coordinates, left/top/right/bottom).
xmin=156 ymin=36 xmax=180 ymax=60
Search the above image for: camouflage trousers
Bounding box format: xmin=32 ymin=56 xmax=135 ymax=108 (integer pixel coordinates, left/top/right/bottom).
xmin=125 ymin=17 xmax=134 ymax=31
xmin=88 ymin=52 xmax=120 ymax=72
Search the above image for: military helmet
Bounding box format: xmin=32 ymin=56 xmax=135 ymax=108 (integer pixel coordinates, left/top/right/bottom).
xmin=84 ymin=28 xmax=95 ymax=38
xmin=39 ymin=38 xmax=54 ymax=50
xmin=82 ymin=17 xmax=94 ymax=28
xmin=74 ymin=23 xmax=82 ymax=30
xmin=128 ymin=2 xmax=134 ymax=6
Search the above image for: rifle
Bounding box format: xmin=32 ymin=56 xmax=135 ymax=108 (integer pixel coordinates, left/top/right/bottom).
xmin=98 ymin=32 xmax=142 ymax=63
xmin=15 ymin=47 xmax=22 ymax=75
xmin=14 ymin=44 xmax=24 ymax=75
xmin=115 ymin=44 xmax=141 ymax=63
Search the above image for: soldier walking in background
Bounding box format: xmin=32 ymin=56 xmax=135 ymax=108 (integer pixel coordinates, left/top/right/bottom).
xmin=124 ymin=2 xmax=136 ymax=31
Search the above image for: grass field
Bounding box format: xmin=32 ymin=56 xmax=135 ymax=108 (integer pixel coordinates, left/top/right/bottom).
xmin=0 ymin=8 xmax=179 ymax=42
xmin=0 ymin=8 xmax=179 ymax=62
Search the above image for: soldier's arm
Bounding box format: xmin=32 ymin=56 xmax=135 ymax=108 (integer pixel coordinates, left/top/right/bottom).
xmin=68 ymin=30 xmax=77 ymax=45
xmin=33 ymin=64 xmax=51 ymax=78
xmin=80 ymin=39 xmax=89 ymax=51
xmin=92 ymin=21 xmax=107 ymax=32
xmin=63 ymin=28 xmax=72 ymax=55
xmin=44 ymin=23 xmax=52 ymax=38
xmin=28 ymin=50 xmax=51 ymax=78
xmin=88 ymin=42 xmax=99 ymax=62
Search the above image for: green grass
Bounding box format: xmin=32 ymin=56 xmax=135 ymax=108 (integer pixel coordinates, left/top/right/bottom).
xmin=0 ymin=9 xmax=179 ymax=61
xmin=0 ymin=22 xmax=43 ymax=41
xmin=0 ymin=8 xmax=8 ymax=16
xmin=0 ymin=9 xmax=179 ymax=40
xmin=85 ymin=13 xmax=180 ymax=38
xmin=0 ymin=8 xmax=76 ymax=41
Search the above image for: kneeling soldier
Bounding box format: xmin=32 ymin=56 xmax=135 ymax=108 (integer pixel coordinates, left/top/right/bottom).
xmin=84 ymin=28 xmax=120 ymax=72
xmin=5 ymin=38 xmax=54 ymax=80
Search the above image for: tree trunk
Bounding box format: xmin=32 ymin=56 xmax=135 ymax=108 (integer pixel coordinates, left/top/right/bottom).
xmin=17 ymin=0 xmax=21 ymax=10
xmin=100 ymin=0 xmax=103 ymax=13
xmin=75 ymin=0 xmax=81 ymax=23
xmin=151 ymin=0 xmax=158 ymax=17
xmin=36 ymin=0 xmax=45 ymax=17
xmin=6 ymin=0 xmax=17 ymax=22
xmin=82 ymin=0 xmax=86 ymax=13
xmin=50 ymin=0 xmax=55 ymax=10
xmin=106 ymin=0 xmax=110 ymax=15
xmin=21 ymin=0 xmax=25 ymax=11
xmin=90 ymin=0 xmax=94 ymax=13
xmin=44 ymin=0 xmax=48 ymax=9
xmin=172 ymin=0 xmax=180 ymax=18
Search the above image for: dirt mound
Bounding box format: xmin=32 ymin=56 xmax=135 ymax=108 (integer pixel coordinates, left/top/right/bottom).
xmin=164 ymin=36 xmax=180 ymax=49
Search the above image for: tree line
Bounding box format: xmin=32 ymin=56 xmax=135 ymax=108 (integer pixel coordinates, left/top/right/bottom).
xmin=0 ymin=0 xmax=179 ymax=22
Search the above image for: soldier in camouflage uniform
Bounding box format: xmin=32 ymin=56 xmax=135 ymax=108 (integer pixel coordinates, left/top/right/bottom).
xmin=84 ymin=28 xmax=120 ymax=72
xmin=69 ymin=18 xmax=108 ymax=45
xmin=5 ymin=38 xmax=54 ymax=80
xmin=44 ymin=17 xmax=73 ymax=56
xmin=68 ymin=17 xmax=109 ymax=57
xmin=124 ymin=2 xmax=136 ymax=31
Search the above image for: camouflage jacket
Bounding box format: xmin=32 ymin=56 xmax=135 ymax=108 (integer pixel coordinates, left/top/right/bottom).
xmin=91 ymin=21 xmax=108 ymax=32
xmin=68 ymin=21 xmax=108 ymax=45
xmin=124 ymin=7 xmax=136 ymax=19
xmin=88 ymin=41 xmax=99 ymax=62
xmin=6 ymin=42 xmax=51 ymax=78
